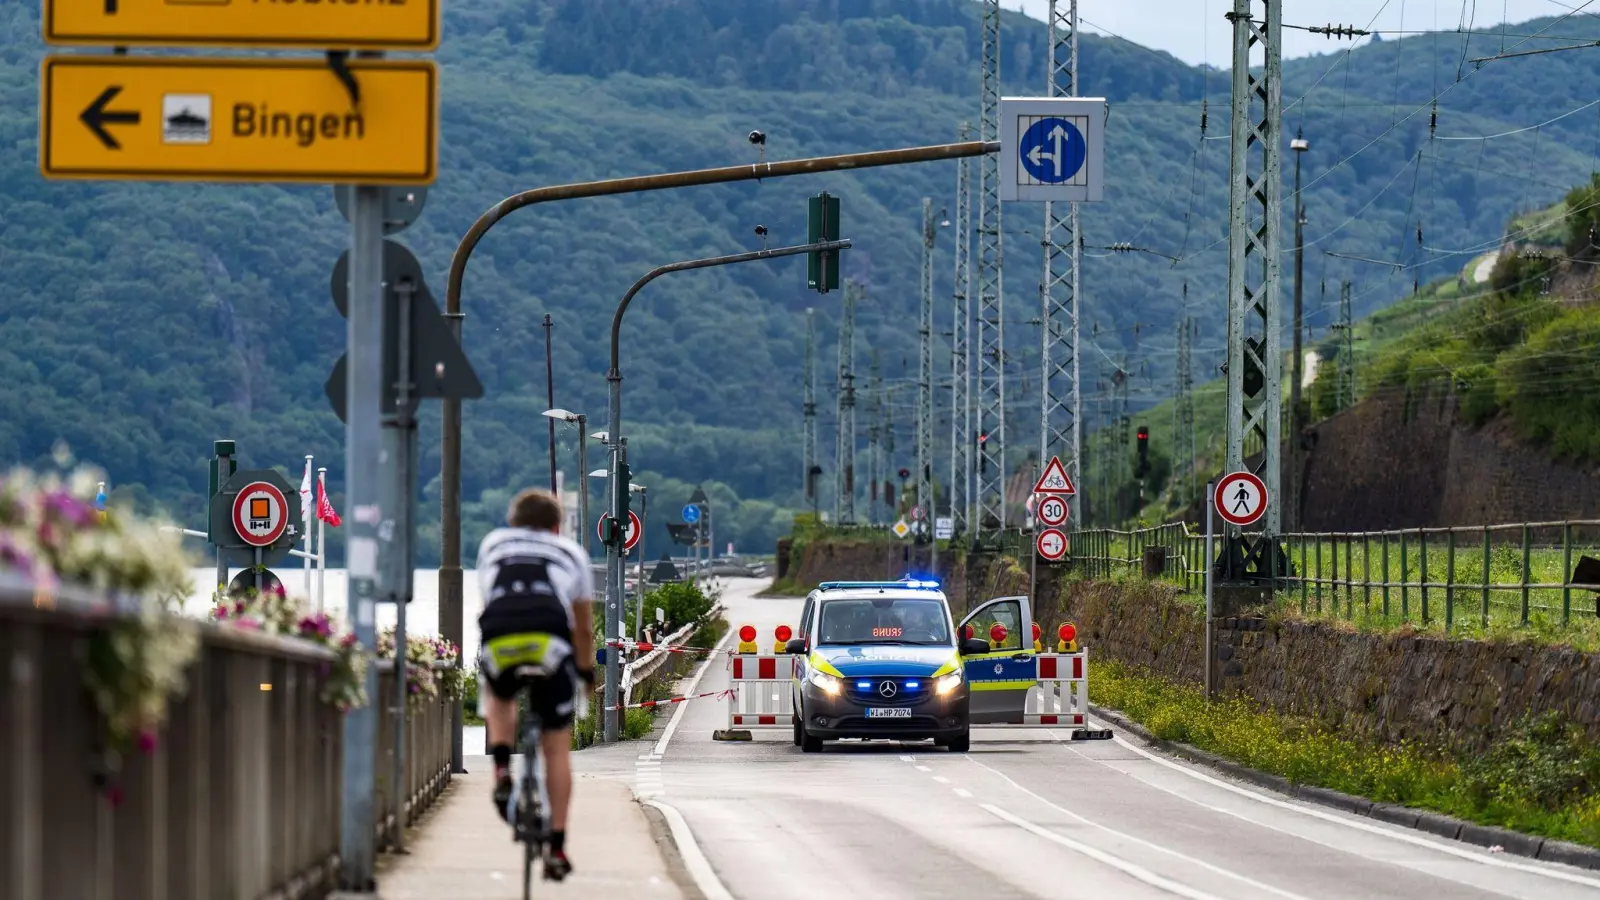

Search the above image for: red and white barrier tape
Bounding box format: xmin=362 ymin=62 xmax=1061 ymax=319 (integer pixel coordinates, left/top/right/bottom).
xmin=603 ymin=688 xmax=734 ymax=712
xmin=606 ymin=639 xmax=739 ymax=656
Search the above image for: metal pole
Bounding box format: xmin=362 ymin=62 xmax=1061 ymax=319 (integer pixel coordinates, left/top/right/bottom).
xmin=635 ymin=487 xmax=648 ymax=642
xmin=304 ymin=454 xmax=314 ymax=597
xmin=254 ymin=546 xmax=262 ymax=593
xmin=950 ymin=122 xmax=973 ymax=537
xmin=440 ymin=308 xmax=465 ymax=776
xmin=577 ymin=416 xmax=589 ymax=554
xmin=544 ymin=315 xmax=557 ymax=493
xmin=918 ymin=198 xmax=936 ymax=571
xmin=976 ymin=0 xmax=1007 ymax=535
xmin=803 ymin=308 xmax=818 ymax=513
xmin=1288 ymin=133 xmax=1307 ymax=532
xmin=387 ymin=269 xmax=418 ymax=855
xmin=339 ymin=184 xmax=384 ymax=893
xmin=601 ymin=427 xmax=623 ymax=743
xmin=1204 ymin=480 xmax=1215 ymax=701
xmin=317 ymin=467 xmax=327 ymax=613
xmin=1043 ymin=0 xmax=1082 ymax=529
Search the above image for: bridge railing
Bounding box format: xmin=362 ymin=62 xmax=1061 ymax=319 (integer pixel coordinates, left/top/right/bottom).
xmin=0 ymin=575 xmax=451 ymax=900
xmin=1069 ymin=519 xmax=1600 ymax=629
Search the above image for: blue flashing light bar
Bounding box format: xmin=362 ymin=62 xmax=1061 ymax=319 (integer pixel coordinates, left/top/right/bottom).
xmin=817 ymin=578 xmax=943 ymax=591
xmin=905 ymin=680 xmax=920 ymax=689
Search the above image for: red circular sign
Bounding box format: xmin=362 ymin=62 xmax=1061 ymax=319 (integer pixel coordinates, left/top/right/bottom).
xmin=775 ymin=624 xmax=793 ymax=642
xmin=1059 ymin=622 xmax=1077 ymax=643
xmin=231 ymin=481 xmax=289 ymax=548
xmin=738 ymin=625 xmax=757 ymax=642
xmin=1035 ymin=528 xmax=1068 ymax=561
xmin=1214 ymin=471 xmax=1268 ymax=527
xmin=1036 ymin=494 xmax=1069 ymax=527
xmin=596 ymin=510 xmax=643 ymax=551
xmin=989 ymin=623 xmax=1008 ymax=644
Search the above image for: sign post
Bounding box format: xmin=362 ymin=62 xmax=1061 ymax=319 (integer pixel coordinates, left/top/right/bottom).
xmin=1204 ymin=480 xmax=1216 ymax=702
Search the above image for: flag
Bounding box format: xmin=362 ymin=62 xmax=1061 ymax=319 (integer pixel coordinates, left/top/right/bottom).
xmin=299 ymin=458 xmax=313 ymax=525
xmin=95 ymin=482 xmax=107 ymax=522
xmin=316 ymin=471 xmax=342 ymax=527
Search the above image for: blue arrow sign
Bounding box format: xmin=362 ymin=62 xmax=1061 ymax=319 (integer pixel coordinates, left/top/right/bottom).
xmin=682 ymin=503 xmax=701 ymax=524
xmin=1019 ymin=117 xmax=1087 ymax=185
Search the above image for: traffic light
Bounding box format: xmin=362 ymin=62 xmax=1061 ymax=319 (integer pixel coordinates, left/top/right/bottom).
xmin=898 ymin=467 xmax=911 ymax=480
xmin=1135 ymin=425 xmax=1150 ymax=478
xmin=977 ymin=430 xmax=988 ymax=473
xmin=807 ymin=192 xmax=841 ymax=294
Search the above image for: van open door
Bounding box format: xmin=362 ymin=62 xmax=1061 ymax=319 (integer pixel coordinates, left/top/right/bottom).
xmin=957 ymin=595 xmax=1034 ymax=724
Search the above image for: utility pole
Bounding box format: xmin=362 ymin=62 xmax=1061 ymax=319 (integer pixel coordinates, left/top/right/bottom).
xmin=834 ymin=280 xmax=858 ymax=525
xmin=867 ymin=350 xmax=883 ymax=526
xmin=950 ymin=122 xmax=973 ymax=537
xmin=803 ymin=308 xmax=818 ymax=517
xmin=1041 ymin=0 xmax=1082 ymax=529
xmin=918 ymin=198 xmax=938 ymax=547
xmin=1337 ymin=280 xmax=1355 ymax=409
xmin=1176 ymin=311 xmax=1197 ymax=513
xmin=1286 ymin=130 xmax=1309 ymax=533
xmin=1223 ymin=0 xmax=1284 ymax=570
xmin=976 ymin=0 xmax=1007 ymax=534
xmin=544 ymin=314 xmax=557 ymax=493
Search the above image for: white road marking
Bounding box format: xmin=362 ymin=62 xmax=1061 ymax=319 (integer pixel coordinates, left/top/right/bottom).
xmin=654 ymin=626 xmax=736 ymax=758
xmin=953 ymin=788 xmax=974 ymax=799
xmin=932 ymin=775 xmax=951 ymax=784
xmin=1086 ymin=716 xmax=1600 ymax=891
xmin=914 ymin=765 xmax=932 ymax=772
xmin=967 ymin=757 xmax=1315 ymax=900
xmin=644 ymin=799 xmax=737 ymax=900
xmin=982 ymin=804 xmax=1227 ymax=900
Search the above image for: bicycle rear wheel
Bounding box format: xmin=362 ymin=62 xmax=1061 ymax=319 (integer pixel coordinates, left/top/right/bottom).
xmin=523 ymin=836 xmax=536 ymax=900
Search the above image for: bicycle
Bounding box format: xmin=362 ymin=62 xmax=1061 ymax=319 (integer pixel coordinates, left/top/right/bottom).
xmin=503 ymin=663 xmax=589 ymax=900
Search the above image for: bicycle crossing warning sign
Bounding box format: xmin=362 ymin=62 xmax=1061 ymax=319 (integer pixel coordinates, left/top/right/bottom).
xmin=1033 ymin=455 xmax=1076 ymax=495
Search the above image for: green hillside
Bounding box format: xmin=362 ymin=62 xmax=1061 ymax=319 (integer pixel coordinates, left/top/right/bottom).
xmin=4 ymin=0 xmax=1599 ymax=562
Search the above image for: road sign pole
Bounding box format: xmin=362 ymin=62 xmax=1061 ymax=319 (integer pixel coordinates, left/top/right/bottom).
xmin=634 ymin=488 xmax=648 ymax=642
xmin=384 ymin=262 xmax=419 ymax=854
xmin=602 ymin=382 xmax=623 ymax=743
xmin=339 ymin=184 xmax=385 ymax=893
xmin=1204 ymin=479 xmax=1215 ymax=702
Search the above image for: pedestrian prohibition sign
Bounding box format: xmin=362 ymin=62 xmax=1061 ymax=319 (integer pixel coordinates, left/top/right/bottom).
xmin=1036 ymin=528 xmax=1068 ymax=562
xmin=231 ymin=480 xmax=289 ymax=547
xmin=1214 ymin=471 xmax=1268 ymax=527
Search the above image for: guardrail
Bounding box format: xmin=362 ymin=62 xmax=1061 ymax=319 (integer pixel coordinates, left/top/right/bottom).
xmin=0 ymin=576 xmax=451 ymax=900
xmin=1069 ymin=520 xmax=1600 ymax=628
xmin=619 ymin=603 xmax=724 ymax=706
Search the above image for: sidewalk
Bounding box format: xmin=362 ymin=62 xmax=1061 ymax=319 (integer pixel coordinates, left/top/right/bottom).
xmin=377 ymin=757 xmax=687 ymax=900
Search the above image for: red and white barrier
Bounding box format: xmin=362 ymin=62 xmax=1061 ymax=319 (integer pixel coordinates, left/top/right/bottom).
xmin=1023 ymin=651 xmax=1088 ymax=727
xmin=726 ymin=653 xmax=793 ymax=729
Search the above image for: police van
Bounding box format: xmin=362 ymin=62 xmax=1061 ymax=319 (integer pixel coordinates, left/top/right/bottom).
xmin=785 ymin=578 xmax=1037 ymax=753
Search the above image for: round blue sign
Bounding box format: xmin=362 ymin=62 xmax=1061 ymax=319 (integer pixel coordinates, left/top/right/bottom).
xmin=682 ymin=504 xmax=701 ymax=524
xmin=1019 ymin=117 xmax=1087 ymax=185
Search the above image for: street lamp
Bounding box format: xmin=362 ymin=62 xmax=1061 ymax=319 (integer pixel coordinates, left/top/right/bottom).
xmin=543 ymin=408 xmax=590 ymax=556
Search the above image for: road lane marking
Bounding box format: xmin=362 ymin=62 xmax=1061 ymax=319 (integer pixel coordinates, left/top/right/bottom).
xmin=644 ymin=799 xmax=737 ymax=900
xmin=967 ymin=757 xmax=1315 ymax=900
xmin=914 ymin=765 xmax=932 ymax=772
xmin=981 ymin=804 xmax=1227 ymax=900
xmin=953 ymin=788 xmax=974 ymax=798
xmin=653 ymin=624 xmax=737 ymax=758
xmin=932 ymin=775 xmax=951 ymax=784
xmin=1085 ymin=716 xmax=1600 ymax=890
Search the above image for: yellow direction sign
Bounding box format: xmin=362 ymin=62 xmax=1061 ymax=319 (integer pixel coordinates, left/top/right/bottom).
xmin=41 ymin=56 xmax=437 ymax=185
xmin=43 ymin=0 xmax=439 ymax=50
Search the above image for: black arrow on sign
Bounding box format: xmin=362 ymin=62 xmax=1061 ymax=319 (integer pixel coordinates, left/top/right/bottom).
xmin=80 ymin=86 xmax=140 ymax=150
xmin=105 ymin=0 xmax=117 ymax=12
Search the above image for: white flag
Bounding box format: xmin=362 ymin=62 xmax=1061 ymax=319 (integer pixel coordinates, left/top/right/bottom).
xmin=299 ymin=457 xmax=313 ymax=523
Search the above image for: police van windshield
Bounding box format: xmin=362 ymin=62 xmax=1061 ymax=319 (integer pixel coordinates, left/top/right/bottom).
xmin=816 ymin=597 xmax=951 ymax=646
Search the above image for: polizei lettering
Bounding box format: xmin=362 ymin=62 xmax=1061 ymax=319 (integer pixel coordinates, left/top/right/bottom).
xmin=232 ymin=104 xmax=366 ymax=147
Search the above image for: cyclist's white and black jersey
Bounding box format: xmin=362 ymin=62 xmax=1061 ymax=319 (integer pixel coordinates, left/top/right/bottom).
xmin=475 ymin=527 xmax=594 ymax=651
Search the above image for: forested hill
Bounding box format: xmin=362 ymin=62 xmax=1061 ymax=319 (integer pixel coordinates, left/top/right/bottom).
xmin=3 ymin=0 xmax=1598 ymax=563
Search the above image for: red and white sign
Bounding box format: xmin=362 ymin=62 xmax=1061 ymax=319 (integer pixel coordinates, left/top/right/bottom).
xmin=1214 ymin=471 xmax=1268 ymax=527
xmin=232 ymin=481 xmax=289 ymax=547
xmin=910 ymin=505 xmax=926 ymax=521
xmin=1033 ymin=455 xmax=1077 ymax=495
xmin=598 ymin=510 xmax=643 ymax=552
xmin=1036 ymin=528 xmax=1068 ymax=561
xmin=1036 ymin=494 xmax=1069 ymax=527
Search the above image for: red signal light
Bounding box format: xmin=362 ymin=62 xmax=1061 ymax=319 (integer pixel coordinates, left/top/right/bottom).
xmin=738 ymin=624 xmax=757 ymax=642
xmin=775 ymin=624 xmax=793 ymax=642
xmin=1032 ymin=622 xmax=1041 ymax=642
xmin=1058 ymin=622 xmax=1077 ymax=643
xmin=1137 ymin=427 xmax=1149 ymax=441
xmin=989 ymin=623 xmax=1008 ymax=644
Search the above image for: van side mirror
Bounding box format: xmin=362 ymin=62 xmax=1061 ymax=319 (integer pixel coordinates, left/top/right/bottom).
xmin=785 ymin=638 xmax=807 ymax=655
xmin=960 ymin=637 xmax=991 ymax=656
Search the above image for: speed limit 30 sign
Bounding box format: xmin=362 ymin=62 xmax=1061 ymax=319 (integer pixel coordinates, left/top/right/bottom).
xmin=1036 ymin=494 xmax=1069 ymax=527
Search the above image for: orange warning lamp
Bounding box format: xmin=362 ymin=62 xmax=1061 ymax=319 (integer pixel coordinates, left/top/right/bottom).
xmin=774 ymin=624 xmax=794 ymax=654
xmin=988 ymin=622 xmax=1008 ymax=647
xmin=739 ymin=625 xmax=756 ymax=642
xmin=1031 ymin=622 xmax=1042 ymax=653
xmin=1056 ymin=622 xmax=1079 ymax=653
xmin=736 ymin=623 xmax=759 ymax=654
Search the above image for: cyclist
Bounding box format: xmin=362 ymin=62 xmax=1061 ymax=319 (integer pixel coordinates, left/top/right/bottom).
xmin=476 ymin=488 xmax=595 ymax=881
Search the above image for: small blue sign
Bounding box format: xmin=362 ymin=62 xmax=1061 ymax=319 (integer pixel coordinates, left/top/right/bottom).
xmin=682 ymin=503 xmax=701 ymax=524
xmin=1018 ymin=117 xmax=1087 ymax=185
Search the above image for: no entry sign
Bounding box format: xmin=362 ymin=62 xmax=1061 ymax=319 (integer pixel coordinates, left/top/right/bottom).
xmin=599 ymin=510 xmax=642 ymax=552
xmin=1214 ymin=471 xmax=1268 ymax=527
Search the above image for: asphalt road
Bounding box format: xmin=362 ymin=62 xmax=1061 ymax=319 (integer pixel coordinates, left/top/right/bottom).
xmin=638 ymin=580 xmax=1600 ymax=900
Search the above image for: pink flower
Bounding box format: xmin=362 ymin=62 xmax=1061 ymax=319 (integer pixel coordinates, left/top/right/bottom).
xmin=234 ymin=616 xmax=261 ymax=631
xmin=341 ymin=633 xmax=358 ymax=648
xmin=136 ymin=730 xmax=158 ymax=755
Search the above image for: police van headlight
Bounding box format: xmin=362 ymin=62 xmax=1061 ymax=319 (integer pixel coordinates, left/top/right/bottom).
xmin=808 ymin=670 xmax=842 ymax=696
xmin=935 ymin=669 xmax=964 ymax=696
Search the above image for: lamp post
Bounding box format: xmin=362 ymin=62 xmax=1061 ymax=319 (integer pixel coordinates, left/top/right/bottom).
xmin=1288 ymin=131 xmax=1310 ymax=533
xmin=632 ymin=484 xmax=648 ymax=641
xmin=542 ymin=409 xmax=590 ymax=552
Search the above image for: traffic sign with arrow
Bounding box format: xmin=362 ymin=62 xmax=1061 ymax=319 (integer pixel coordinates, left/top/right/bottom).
xmin=40 ymin=56 xmax=438 ymax=185
xmin=44 ymin=0 xmax=440 ymax=50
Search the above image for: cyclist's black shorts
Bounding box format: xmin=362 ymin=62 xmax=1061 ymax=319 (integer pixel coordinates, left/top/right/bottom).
xmin=478 ymin=653 xmax=578 ymax=731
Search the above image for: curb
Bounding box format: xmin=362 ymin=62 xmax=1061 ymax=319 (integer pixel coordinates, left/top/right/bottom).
xmin=1087 ymin=704 xmax=1600 ymax=873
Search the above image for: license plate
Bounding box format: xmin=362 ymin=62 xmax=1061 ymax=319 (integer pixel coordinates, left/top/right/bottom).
xmin=865 ymin=707 xmax=912 ymax=718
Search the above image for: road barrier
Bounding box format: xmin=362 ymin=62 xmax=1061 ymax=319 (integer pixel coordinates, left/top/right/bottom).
xmin=727 ymin=651 xmax=795 ymax=729
xmin=0 ymin=573 xmax=452 ymax=900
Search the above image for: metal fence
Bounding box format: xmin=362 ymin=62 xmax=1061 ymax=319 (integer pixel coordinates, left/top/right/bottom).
xmin=0 ymin=575 xmax=452 ymax=900
xmin=1068 ymin=520 xmax=1600 ymax=628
